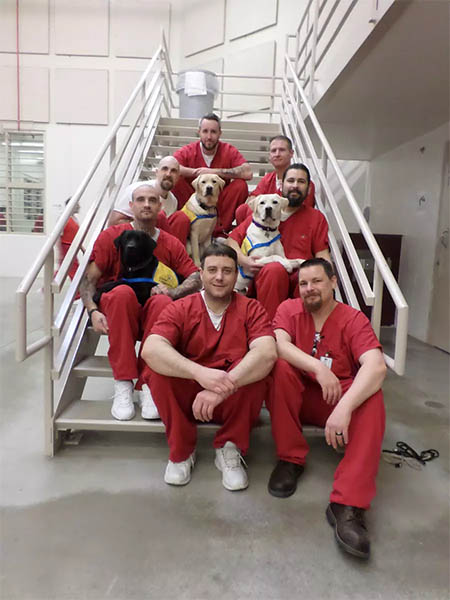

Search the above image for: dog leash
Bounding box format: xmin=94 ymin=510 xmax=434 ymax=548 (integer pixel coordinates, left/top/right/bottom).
xmin=382 ymin=441 xmax=439 ymax=470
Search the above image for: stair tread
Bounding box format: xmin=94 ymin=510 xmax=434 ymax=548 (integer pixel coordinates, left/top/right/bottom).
xmin=154 ymin=135 xmax=271 ymax=149
xmin=55 ymin=400 xmax=324 ymax=434
xmin=73 ymin=355 xmax=112 ymax=377
xmin=159 ymin=118 xmax=281 ymax=132
xmin=156 ymin=125 xmax=277 ymax=139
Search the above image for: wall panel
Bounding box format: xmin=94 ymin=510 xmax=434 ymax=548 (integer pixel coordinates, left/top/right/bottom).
xmin=112 ymin=1 xmax=170 ymax=58
xmin=0 ymin=0 xmax=49 ymax=54
xmin=113 ymin=70 xmax=145 ymax=124
xmin=183 ymin=0 xmax=225 ymax=57
xmin=54 ymin=69 xmax=109 ymax=125
xmin=54 ymin=0 xmax=109 ymax=56
xmin=227 ymin=0 xmax=278 ymax=40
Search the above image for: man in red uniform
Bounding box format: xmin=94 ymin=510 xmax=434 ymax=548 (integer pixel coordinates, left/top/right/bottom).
xmin=235 ymin=135 xmax=315 ymax=224
xmin=108 ymin=156 xmax=181 ymax=228
xmin=227 ymin=163 xmax=330 ymax=319
xmin=267 ymin=258 xmax=386 ymax=559
xmin=80 ymin=182 xmax=201 ymax=422
xmin=169 ymin=113 xmax=252 ymax=241
xmin=142 ymin=244 xmax=276 ymax=491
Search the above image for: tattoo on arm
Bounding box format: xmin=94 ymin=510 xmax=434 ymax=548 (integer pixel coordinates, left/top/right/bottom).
xmin=170 ymin=271 xmax=202 ymax=300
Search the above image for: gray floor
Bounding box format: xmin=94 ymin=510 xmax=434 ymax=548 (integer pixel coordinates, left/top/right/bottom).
xmin=1 ymin=277 xmax=449 ymax=600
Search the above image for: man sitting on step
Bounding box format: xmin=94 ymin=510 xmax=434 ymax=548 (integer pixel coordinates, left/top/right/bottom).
xmin=141 ymin=243 xmax=276 ymax=491
xmin=108 ymin=156 xmax=181 ymax=228
xmin=266 ymin=258 xmax=386 ymax=559
xmin=227 ymin=163 xmax=330 ymax=319
xmin=80 ymin=181 xmax=201 ymax=422
xmin=168 ymin=113 xmax=253 ymax=242
xmin=235 ymin=135 xmax=316 ymax=225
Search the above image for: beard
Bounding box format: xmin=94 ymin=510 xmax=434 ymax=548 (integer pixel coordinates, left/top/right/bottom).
xmin=160 ymin=178 xmax=173 ymax=191
xmin=286 ymin=190 xmax=305 ymax=207
xmin=201 ymin=139 xmax=218 ymax=153
xmin=303 ymin=293 xmax=322 ymax=312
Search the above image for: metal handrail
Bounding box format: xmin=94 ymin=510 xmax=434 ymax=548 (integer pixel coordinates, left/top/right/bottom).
xmin=282 ymin=52 xmax=408 ymax=375
xmin=15 ymin=41 xmax=170 ymax=362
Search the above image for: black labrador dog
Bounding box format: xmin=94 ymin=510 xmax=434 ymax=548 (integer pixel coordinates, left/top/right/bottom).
xmin=94 ymin=229 xmax=169 ymax=306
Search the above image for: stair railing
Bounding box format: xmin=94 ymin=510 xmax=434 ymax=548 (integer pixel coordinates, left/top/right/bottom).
xmin=281 ymin=52 xmax=408 ymax=375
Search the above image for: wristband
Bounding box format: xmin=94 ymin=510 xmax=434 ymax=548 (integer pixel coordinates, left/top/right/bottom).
xmin=88 ymin=308 xmax=100 ymax=319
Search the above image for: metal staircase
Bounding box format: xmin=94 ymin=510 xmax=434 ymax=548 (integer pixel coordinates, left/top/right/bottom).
xmin=51 ymin=117 xmax=281 ymax=445
xmin=144 ymin=117 xmax=280 ymax=189
xmin=16 ymin=27 xmax=408 ymax=456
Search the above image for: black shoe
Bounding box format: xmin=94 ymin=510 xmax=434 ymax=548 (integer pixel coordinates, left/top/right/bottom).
xmin=326 ymin=502 xmax=370 ymax=559
xmin=268 ymin=460 xmax=304 ymax=498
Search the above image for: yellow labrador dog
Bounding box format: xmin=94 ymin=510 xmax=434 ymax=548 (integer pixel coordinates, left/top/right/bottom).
xmin=235 ymin=193 xmax=304 ymax=293
xmin=182 ymin=174 xmax=225 ymax=267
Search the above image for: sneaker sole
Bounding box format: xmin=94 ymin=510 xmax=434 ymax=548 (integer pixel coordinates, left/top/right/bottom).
xmin=111 ymin=407 xmax=135 ymax=421
xmin=214 ymin=458 xmax=248 ymax=491
xmin=326 ymin=505 xmax=370 ymax=559
xmin=141 ymin=411 xmax=160 ymax=420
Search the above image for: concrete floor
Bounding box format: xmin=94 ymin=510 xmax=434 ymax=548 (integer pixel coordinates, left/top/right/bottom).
xmin=1 ymin=277 xmax=449 ymax=600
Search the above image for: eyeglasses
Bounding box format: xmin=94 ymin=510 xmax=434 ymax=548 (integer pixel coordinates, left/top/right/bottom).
xmin=311 ymin=332 xmax=322 ymax=356
xmin=382 ymin=441 xmax=439 ymax=470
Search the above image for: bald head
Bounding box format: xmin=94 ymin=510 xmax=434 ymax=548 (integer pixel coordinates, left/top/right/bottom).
xmin=156 ymin=156 xmax=180 ymax=192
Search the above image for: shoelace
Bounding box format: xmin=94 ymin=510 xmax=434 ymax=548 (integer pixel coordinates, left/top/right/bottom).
xmin=222 ymin=447 xmax=248 ymax=469
xmin=382 ymin=441 xmax=439 ymax=470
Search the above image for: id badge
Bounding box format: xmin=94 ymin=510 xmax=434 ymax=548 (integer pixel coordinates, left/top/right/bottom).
xmin=320 ymin=355 xmax=333 ymax=369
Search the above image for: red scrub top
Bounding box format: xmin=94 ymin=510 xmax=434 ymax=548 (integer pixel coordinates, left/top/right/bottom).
xmin=229 ymin=204 xmax=329 ymax=259
xmin=173 ymin=141 xmax=247 ymax=185
xmin=91 ymin=223 xmax=198 ymax=283
xmin=273 ymin=298 xmax=382 ymax=381
xmin=151 ymin=292 xmax=274 ymax=369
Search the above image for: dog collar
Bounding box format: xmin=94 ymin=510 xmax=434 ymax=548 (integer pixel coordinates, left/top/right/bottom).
xmin=251 ymin=219 xmax=278 ymax=232
xmin=198 ymin=200 xmax=217 ymax=213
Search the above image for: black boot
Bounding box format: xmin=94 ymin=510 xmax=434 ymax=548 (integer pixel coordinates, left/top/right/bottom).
xmin=268 ymin=460 xmax=304 ymax=498
xmin=326 ymin=502 xmax=370 ymax=559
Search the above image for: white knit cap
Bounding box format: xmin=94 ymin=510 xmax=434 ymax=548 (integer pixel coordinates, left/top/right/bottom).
xmin=114 ymin=180 xmax=156 ymax=217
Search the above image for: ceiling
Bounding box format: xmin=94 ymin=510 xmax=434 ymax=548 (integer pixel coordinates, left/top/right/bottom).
xmin=310 ymin=0 xmax=450 ymax=160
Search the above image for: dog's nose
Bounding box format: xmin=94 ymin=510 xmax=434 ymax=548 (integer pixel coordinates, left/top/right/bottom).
xmin=205 ymin=186 xmax=213 ymax=195
xmin=265 ymin=206 xmax=273 ymax=217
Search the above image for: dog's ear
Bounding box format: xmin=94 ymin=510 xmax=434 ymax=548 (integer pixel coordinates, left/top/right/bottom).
xmin=216 ymin=176 xmax=226 ymax=191
xmin=192 ymin=175 xmax=201 ymax=191
xmin=247 ymin=195 xmax=259 ymax=212
xmin=113 ymin=231 xmax=126 ymax=249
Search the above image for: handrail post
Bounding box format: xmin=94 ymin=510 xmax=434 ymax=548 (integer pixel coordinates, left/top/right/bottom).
xmin=109 ymin=134 xmax=116 ymax=199
xmin=371 ymin=262 xmax=383 ymax=339
xmin=320 ymin=145 xmax=327 ymax=206
xmin=308 ymin=0 xmax=320 ymax=104
xmin=43 ymin=251 xmax=55 ymax=456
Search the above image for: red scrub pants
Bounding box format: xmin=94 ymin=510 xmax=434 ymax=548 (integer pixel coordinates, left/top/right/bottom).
xmin=247 ymin=262 xmax=299 ymax=320
xmin=266 ymin=359 xmax=385 ymax=509
xmin=99 ymin=285 xmax=172 ymax=387
xmin=147 ymin=369 xmax=266 ymax=462
xmin=170 ymin=178 xmax=249 ymax=241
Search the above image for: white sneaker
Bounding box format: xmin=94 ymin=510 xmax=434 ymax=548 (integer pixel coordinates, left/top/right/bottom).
xmin=111 ymin=380 xmax=135 ymax=420
xmin=215 ymin=441 xmax=248 ymax=491
xmin=139 ymin=384 xmax=159 ymax=419
xmin=164 ymin=452 xmax=196 ymax=486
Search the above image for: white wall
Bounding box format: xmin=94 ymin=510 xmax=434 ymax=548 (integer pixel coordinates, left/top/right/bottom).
xmin=1 ymin=0 xmax=309 ymax=277
xmin=369 ymin=122 xmax=449 ymax=342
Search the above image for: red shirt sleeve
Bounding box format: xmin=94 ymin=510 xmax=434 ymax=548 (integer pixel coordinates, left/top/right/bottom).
xmin=173 ymin=144 xmax=192 ymax=167
xmin=61 ymin=217 xmax=79 ymax=245
xmin=272 ymin=299 xmax=298 ymax=338
xmin=228 ymin=215 xmax=253 ymax=246
xmin=157 ymin=211 xmax=172 ymax=234
xmin=311 ymin=211 xmax=329 ymax=255
xmin=345 ymin=311 xmax=382 ymax=362
xmin=150 ymin=299 xmax=184 ymax=346
xmin=249 ymin=172 xmax=277 ymax=196
xmin=155 ymin=231 xmax=198 ymax=279
xmin=225 ymin=144 xmax=247 ymax=167
xmin=244 ymin=298 xmax=274 ymax=343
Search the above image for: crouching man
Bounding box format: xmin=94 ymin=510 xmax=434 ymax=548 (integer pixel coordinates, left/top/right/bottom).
xmin=267 ymin=258 xmax=386 ymax=559
xmin=142 ymin=243 xmax=277 ymax=491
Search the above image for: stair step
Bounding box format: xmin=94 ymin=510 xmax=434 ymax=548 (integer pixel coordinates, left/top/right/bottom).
xmin=55 ymin=400 xmax=324 ymax=436
xmin=156 ymin=125 xmax=277 ymax=141
xmin=145 ymin=157 xmax=272 ymax=173
xmin=148 ymin=145 xmax=270 ymax=163
xmin=153 ymin=135 xmax=272 ymax=151
xmin=159 ymin=118 xmax=281 ymax=133
xmin=73 ymin=355 xmax=112 ymax=378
